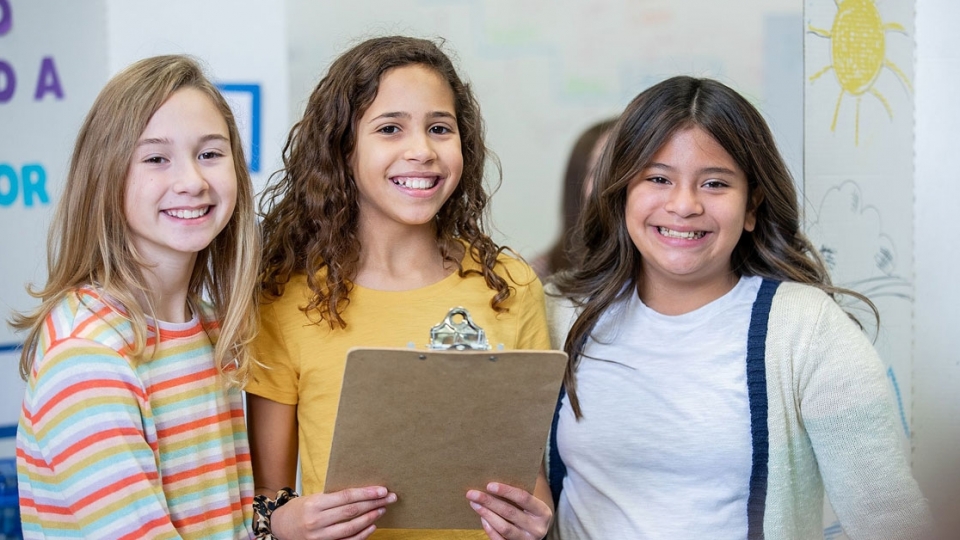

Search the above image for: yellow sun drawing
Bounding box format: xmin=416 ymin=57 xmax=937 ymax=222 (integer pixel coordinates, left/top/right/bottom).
xmin=808 ymin=0 xmax=912 ymax=145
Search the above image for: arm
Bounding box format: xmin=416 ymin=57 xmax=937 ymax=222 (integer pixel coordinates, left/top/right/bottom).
xmin=246 ymin=393 xmax=396 ymax=540
xmin=19 ymin=340 xmax=184 ymax=539
xmin=796 ymin=296 xmax=933 ymax=540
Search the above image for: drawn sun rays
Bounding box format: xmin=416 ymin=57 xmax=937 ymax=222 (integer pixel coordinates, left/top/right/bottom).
xmin=808 ymin=0 xmax=912 ymax=145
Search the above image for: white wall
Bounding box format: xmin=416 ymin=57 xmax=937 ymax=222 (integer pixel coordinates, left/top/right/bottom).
xmin=913 ymin=0 xmax=960 ymax=533
xmin=286 ymin=0 xmax=803 ymax=258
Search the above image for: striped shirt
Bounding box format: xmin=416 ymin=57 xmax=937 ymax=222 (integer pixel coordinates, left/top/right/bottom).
xmin=17 ymin=288 xmax=254 ymax=539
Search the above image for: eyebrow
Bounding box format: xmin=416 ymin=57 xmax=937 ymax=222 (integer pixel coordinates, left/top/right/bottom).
xmin=136 ymin=133 xmax=230 ymax=147
xmin=645 ymin=162 xmax=738 ymax=175
xmin=368 ymin=111 xmax=457 ymax=123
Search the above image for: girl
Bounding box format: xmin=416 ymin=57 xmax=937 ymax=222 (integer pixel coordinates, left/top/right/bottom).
xmin=531 ymin=118 xmax=616 ymax=279
xmin=546 ymin=76 xmax=932 ymax=539
xmin=246 ymin=36 xmax=553 ymax=540
xmin=12 ymin=55 xmax=259 ymax=539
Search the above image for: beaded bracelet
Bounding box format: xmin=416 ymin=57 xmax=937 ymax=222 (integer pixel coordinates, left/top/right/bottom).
xmin=253 ymin=487 xmax=299 ymax=539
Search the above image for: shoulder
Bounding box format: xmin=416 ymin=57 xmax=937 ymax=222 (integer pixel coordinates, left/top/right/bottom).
xmin=766 ymin=281 xmax=853 ymax=329
xmin=44 ymin=287 xmax=133 ymax=353
xmin=543 ymin=282 xmax=581 ymax=348
xmin=491 ymin=250 xmax=540 ymax=288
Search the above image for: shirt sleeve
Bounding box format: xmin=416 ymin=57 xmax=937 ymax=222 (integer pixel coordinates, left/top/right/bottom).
xmin=513 ymin=270 xmax=551 ymax=352
xmin=19 ymin=338 xmax=184 ymax=539
xmin=797 ymin=298 xmax=933 ymax=540
xmin=245 ymin=299 xmax=300 ymax=404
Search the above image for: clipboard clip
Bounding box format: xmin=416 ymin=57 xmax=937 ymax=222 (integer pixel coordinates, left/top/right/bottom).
xmin=428 ymin=307 xmax=491 ymax=351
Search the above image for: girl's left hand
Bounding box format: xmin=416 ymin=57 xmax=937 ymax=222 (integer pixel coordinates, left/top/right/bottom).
xmin=466 ymin=482 xmax=552 ymax=540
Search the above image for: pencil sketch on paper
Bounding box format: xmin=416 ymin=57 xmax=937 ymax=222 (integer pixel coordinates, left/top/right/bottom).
xmin=807 ymin=0 xmax=912 ymax=145
xmin=806 ymin=180 xmax=911 ymax=302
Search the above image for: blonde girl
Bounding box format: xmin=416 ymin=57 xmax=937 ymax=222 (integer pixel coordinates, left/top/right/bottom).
xmin=13 ymin=55 xmax=259 ymax=539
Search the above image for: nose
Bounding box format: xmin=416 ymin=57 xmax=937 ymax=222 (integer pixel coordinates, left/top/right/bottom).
xmin=173 ymin=159 xmax=209 ymax=195
xmin=664 ymin=184 xmax=703 ymax=217
xmin=404 ymin=131 xmax=437 ymax=163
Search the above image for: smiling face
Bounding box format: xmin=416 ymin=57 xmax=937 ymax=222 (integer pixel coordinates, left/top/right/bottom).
xmin=124 ymin=87 xmax=238 ymax=271
xmin=351 ymin=64 xmax=463 ymax=237
xmin=626 ymin=126 xmax=756 ymax=309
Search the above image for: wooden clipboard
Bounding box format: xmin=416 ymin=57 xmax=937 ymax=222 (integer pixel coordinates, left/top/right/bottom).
xmin=324 ymin=308 xmax=567 ymax=530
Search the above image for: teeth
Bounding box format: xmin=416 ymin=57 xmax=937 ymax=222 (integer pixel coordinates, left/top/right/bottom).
xmin=658 ymin=227 xmax=705 ymax=240
xmin=392 ymin=177 xmax=438 ymax=190
xmin=165 ymin=207 xmax=209 ymax=219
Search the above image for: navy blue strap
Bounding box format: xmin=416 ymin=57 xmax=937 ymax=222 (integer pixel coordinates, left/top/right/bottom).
xmin=547 ymin=386 xmax=567 ymax=505
xmin=745 ymin=278 xmax=780 ymax=540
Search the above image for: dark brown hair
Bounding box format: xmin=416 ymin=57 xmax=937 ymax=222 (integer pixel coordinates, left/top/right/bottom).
xmin=554 ymin=76 xmax=876 ymax=417
xmin=258 ymin=36 xmax=510 ymax=328
xmin=539 ymin=118 xmax=617 ymax=278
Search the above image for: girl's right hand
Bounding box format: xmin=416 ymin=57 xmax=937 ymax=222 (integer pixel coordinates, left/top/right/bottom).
xmin=270 ymin=486 xmax=397 ymax=540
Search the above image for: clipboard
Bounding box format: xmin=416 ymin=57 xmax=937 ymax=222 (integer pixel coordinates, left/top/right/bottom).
xmin=324 ymin=307 xmax=567 ymax=530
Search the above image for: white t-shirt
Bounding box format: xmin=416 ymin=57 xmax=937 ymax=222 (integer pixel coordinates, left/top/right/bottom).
xmin=555 ymin=275 xmax=763 ymax=540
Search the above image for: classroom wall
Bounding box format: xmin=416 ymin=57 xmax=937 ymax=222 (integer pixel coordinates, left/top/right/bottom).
xmin=0 ymin=0 xmax=110 ymax=456
xmin=913 ymin=0 xmax=960 ymax=532
xmin=285 ymin=0 xmax=803 ymax=257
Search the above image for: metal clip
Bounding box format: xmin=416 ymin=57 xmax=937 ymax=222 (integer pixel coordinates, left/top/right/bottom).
xmin=427 ymin=307 xmax=491 ymax=351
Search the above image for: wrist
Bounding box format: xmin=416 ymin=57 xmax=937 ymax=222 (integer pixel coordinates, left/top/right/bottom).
xmin=253 ymin=487 xmax=299 ymax=539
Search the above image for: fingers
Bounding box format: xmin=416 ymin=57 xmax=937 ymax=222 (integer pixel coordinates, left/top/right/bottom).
xmin=315 ymin=486 xmax=392 ymax=512
xmin=466 ymin=483 xmax=551 ymax=540
xmin=271 ymin=487 xmax=397 ymax=540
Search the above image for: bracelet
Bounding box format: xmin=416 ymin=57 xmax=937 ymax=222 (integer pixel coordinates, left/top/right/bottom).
xmin=253 ymin=487 xmax=300 ymax=539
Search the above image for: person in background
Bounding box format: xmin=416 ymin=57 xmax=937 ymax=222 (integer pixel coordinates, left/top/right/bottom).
xmin=545 ymin=75 xmax=933 ymax=540
xmin=531 ymin=118 xmax=616 ymax=280
xmin=12 ymin=55 xmax=259 ymax=539
xmin=247 ymin=36 xmax=553 ymax=540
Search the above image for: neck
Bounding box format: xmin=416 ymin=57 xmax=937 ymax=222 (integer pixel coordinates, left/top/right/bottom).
xmin=135 ymin=255 xmax=196 ymax=323
xmin=354 ymin=222 xmax=459 ymax=291
xmin=639 ymin=272 xmax=740 ymax=316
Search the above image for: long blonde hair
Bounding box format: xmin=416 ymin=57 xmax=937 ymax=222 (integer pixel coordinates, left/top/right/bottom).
xmin=10 ymin=55 xmax=260 ymax=386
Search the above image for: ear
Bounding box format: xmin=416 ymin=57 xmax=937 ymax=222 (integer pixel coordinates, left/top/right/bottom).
xmin=744 ymin=188 xmax=763 ymax=232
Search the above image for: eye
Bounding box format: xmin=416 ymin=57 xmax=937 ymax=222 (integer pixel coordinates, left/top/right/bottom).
xmin=199 ymin=150 xmax=226 ymax=160
xmin=703 ymin=179 xmax=729 ymax=189
xmin=429 ymin=124 xmax=454 ymax=135
xmin=143 ymin=156 xmax=167 ymax=164
xmin=377 ymin=125 xmax=400 ymax=135
xmin=647 ymin=175 xmax=669 ymax=185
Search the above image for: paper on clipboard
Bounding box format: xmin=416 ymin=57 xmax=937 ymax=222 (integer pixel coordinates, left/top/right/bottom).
xmin=324 ymin=315 xmax=566 ymax=530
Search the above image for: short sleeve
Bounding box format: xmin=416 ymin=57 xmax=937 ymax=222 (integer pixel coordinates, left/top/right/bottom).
xmin=246 ymin=300 xmax=300 ymax=404
xmin=512 ymin=267 xmax=551 ymax=351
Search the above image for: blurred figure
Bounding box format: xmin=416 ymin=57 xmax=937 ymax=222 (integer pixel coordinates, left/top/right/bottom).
xmin=532 ymin=118 xmax=616 ymax=279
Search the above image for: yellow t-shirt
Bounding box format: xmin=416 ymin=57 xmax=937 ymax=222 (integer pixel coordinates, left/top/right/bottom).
xmin=248 ymin=251 xmax=551 ymax=539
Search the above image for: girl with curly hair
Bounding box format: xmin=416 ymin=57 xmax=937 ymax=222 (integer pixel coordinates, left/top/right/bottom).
xmin=247 ymin=36 xmax=553 ymax=540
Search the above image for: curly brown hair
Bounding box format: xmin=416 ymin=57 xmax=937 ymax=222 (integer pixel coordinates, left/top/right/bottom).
xmin=554 ymin=76 xmax=877 ymax=417
xmin=259 ymin=36 xmax=511 ymax=327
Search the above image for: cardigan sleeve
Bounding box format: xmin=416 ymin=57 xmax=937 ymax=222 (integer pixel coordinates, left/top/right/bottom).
xmin=795 ymin=294 xmax=933 ymax=540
